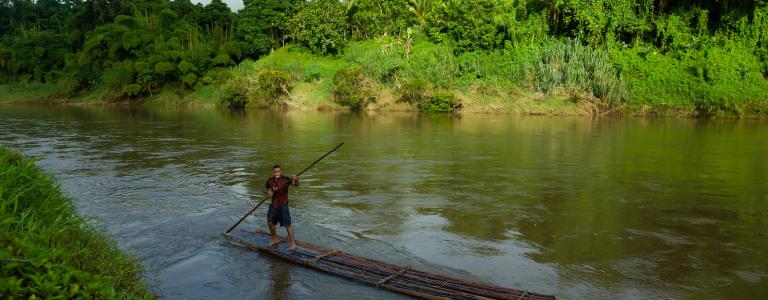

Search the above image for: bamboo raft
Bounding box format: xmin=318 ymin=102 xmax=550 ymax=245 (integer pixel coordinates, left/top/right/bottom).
xmin=224 ymin=230 xmax=555 ymax=300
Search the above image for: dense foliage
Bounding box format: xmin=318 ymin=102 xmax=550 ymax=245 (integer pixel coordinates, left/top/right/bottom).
xmin=236 ymin=0 xmax=301 ymax=56
xmin=2 ymin=0 xmax=767 ymax=115
xmin=290 ymin=0 xmax=348 ymax=54
xmin=0 ymin=147 xmax=151 ymax=298
xmin=1 ymin=0 xmax=244 ymax=98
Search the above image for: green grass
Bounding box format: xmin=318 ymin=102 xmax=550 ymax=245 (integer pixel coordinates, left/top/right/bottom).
xmin=140 ymin=87 xmax=220 ymax=107
xmin=213 ymin=40 xmax=609 ymax=114
xmin=216 ymin=46 xmax=347 ymax=108
xmin=610 ymin=43 xmax=768 ymax=117
xmin=0 ymin=147 xmax=153 ymax=299
xmin=182 ymin=85 xmax=219 ymax=105
xmin=0 ymin=83 xmax=63 ymax=103
xmin=4 ymin=39 xmax=767 ymax=117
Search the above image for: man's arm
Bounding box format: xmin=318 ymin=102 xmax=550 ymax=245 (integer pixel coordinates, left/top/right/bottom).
xmin=291 ymin=175 xmax=299 ymax=187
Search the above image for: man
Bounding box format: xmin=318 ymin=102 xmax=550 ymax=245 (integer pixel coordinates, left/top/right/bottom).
xmin=263 ymin=165 xmax=299 ymax=250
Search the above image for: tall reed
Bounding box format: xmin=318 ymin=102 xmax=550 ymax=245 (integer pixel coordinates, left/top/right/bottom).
xmin=529 ymin=39 xmax=626 ymax=105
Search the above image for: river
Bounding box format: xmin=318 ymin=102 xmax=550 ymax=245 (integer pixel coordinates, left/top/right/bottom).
xmin=0 ymin=105 xmax=766 ymax=299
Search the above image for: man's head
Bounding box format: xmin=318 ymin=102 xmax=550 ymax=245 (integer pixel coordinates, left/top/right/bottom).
xmin=272 ymin=165 xmax=281 ymax=177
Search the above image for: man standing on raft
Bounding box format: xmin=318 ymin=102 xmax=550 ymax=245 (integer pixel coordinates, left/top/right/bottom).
xmin=263 ymin=165 xmax=299 ymax=250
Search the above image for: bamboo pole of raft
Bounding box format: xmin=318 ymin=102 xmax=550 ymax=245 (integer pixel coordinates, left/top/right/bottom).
xmin=339 ymin=264 xmax=512 ymax=299
xmin=282 ymin=239 xmax=531 ymax=298
xmin=303 ymin=260 xmax=496 ymax=300
xmin=226 ymin=235 xmax=454 ymax=299
xmin=225 ymin=233 xmax=553 ymax=300
xmin=270 ymin=242 xmax=530 ymax=298
xmin=312 ymin=260 xmax=487 ymax=299
xmin=224 ymin=142 xmax=344 ymax=234
xmin=328 ymin=256 xmax=524 ymax=299
xmin=331 ymin=249 xmax=523 ymax=295
xmin=276 ymin=251 xmax=458 ymax=299
xmin=234 ymin=231 xmax=549 ymax=299
xmin=278 ymin=233 xmax=535 ymax=298
xmin=300 ymin=254 xmax=511 ymax=300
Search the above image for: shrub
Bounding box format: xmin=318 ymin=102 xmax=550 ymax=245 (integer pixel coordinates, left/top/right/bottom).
xmin=397 ymin=79 xmax=432 ymax=104
xmin=218 ymin=76 xmax=250 ymax=108
xmin=255 ymin=68 xmax=291 ymax=102
xmin=344 ymin=40 xmax=405 ymax=83
xmin=332 ymin=67 xmax=376 ymax=110
xmin=694 ymin=98 xmax=744 ymax=118
xmin=182 ymin=74 xmax=197 ymax=87
xmin=456 ymin=49 xmax=520 ymax=88
xmin=418 ymin=91 xmax=460 ymax=112
xmin=58 ymin=75 xmax=83 ymax=97
xmin=744 ymin=100 xmax=768 ymax=116
xmin=611 ymin=42 xmax=768 ymax=109
xmin=401 ymin=42 xmax=459 ymax=88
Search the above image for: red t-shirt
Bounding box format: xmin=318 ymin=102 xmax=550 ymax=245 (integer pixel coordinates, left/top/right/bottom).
xmin=264 ymin=176 xmax=298 ymax=208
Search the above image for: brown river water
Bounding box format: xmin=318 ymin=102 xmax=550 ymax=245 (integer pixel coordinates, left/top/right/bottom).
xmin=0 ymin=105 xmax=766 ymax=299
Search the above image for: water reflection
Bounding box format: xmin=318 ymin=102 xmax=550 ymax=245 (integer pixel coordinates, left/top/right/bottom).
xmin=267 ymin=261 xmax=294 ymax=300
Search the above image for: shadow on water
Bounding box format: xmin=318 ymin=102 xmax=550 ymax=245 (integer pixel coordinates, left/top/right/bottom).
xmin=267 ymin=260 xmax=293 ymax=300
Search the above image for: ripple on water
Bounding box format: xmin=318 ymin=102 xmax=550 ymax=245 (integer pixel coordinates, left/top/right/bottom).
xmin=2 ymin=106 xmax=767 ymax=299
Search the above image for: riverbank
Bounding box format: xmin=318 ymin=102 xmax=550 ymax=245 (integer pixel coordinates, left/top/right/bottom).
xmin=4 ymin=80 xmax=767 ymax=118
xmin=1 ymin=81 xmax=592 ymax=115
xmin=0 ymin=147 xmax=152 ymax=298
xmin=3 ymin=40 xmax=768 ymax=118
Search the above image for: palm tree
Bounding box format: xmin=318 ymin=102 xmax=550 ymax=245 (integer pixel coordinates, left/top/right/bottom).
xmin=407 ymin=0 xmax=434 ymax=26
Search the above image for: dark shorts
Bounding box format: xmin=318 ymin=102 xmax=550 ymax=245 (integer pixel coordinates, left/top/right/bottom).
xmin=267 ymin=205 xmax=291 ymax=227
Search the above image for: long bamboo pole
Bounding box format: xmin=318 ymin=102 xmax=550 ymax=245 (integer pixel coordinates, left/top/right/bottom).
xmin=224 ymin=142 xmax=344 ymax=234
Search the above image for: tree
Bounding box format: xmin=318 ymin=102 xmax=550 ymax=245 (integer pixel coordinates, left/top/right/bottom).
xmin=201 ymin=0 xmax=233 ymax=30
xmin=201 ymin=0 xmax=234 ymax=44
xmin=347 ymin=0 xmax=410 ymax=39
xmin=546 ymin=0 xmax=655 ymax=46
xmin=290 ymin=0 xmax=348 ymax=54
xmin=425 ymin=0 xmax=520 ymax=51
xmin=407 ymin=0 xmax=435 ymax=27
xmin=237 ymin=0 xmax=301 ymax=57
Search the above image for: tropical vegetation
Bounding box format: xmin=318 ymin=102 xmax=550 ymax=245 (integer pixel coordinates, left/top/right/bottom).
xmin=1 ymin=0 xmax=767 ymax=116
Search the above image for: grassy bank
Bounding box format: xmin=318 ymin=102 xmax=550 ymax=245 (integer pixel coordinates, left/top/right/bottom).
xmin=4 ymin=39 xmax=768 ymax=118
xmin=0 ymin=147 xmax=152 ymax=298
xmin=212 ymin=39 xmax=768 ymax=117
xmin=3 ymin=0 xmax=768 ymax=118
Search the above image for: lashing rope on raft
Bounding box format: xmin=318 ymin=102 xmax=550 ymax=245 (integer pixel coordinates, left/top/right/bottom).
xmin=310 ymin=249 xmax=343 ymax=263
xmin=226 ymin=230 xmax=557 ymax=300
xmin=377 ymin=267 xmax=411 ymax=287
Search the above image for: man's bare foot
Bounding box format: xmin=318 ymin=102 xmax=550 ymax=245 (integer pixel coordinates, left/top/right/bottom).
xmin=269 ymin=238 xmax=279 ymax=247
xmin=288 ymin=242 xmax=297 ymax=251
